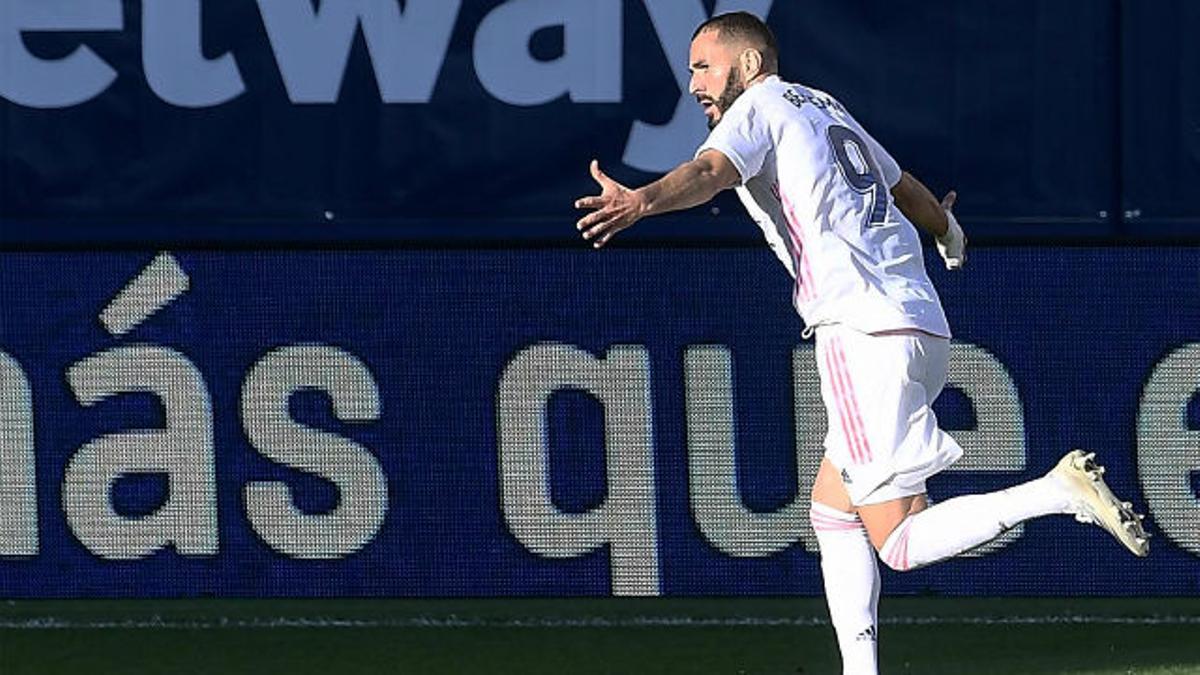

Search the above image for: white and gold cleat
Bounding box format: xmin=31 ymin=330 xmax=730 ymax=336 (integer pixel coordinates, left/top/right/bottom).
xmin=1051 ymin=450 xmax=1150 ymax=557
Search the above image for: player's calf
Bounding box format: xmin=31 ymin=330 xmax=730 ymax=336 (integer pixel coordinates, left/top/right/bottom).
xmin=810 ymin=503 xmax=880 ymax=675
xmin=875 ymin=450 xmax=1149 ymax=572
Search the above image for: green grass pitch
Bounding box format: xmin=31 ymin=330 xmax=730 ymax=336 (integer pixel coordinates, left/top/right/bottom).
xmin=1 ymin=597 xmax=1198 ymax=674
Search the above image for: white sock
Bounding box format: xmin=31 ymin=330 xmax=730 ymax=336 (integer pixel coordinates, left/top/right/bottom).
xmin=879 ymin=475 xmax=1073 ymax=571
xmin=811 ymin=503 xmax=879 ymax=675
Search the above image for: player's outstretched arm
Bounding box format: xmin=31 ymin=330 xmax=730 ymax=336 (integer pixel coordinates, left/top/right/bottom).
xmin=891 ymin=171 xmax=965 ymax=270
xmin=574 ymin=150 xmax=740 ymax=248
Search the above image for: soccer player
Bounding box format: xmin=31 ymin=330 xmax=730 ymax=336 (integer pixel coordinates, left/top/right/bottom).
xmin=574 ymin=12 xmax=1149 ymax=675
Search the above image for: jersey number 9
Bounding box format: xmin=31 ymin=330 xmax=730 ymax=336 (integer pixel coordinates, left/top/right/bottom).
xmin=826 ymin=124 xmax=889 ymax=230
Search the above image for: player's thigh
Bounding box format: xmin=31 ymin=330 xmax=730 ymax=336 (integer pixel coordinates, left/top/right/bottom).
xmin=857 ymin=494 xmax=929 ymax=550
xmin=810 ymin=458 xmax=853 ymax=512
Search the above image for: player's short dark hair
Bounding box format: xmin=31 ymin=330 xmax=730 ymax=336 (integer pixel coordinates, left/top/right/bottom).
xmin=692 ymin=12 xmax=779 ymax=74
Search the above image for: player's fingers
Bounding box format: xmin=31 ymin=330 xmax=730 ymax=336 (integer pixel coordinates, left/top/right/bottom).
xmin=941 ymin=190 xmax=957 ymax=211
xmin=590 ymin=159 xmax=612 ymax=188
xmin=589 ymin=226 xmax=614 ymax=248
xmin=593 ymin=229 xmax=619 ymax=248
xmin=578 ymin=211 xmax=612 ymax=236
xmin=583 ymin=224 xmax=610 ymax=244
xmin=574 ymin=195 xmax=604 ymax=210
xmin=575 ymin=210 xmax=601 ymax=231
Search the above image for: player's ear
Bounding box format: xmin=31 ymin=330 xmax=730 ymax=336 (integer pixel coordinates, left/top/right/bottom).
xmin=739 ymin=48 xmax=763 ymax=79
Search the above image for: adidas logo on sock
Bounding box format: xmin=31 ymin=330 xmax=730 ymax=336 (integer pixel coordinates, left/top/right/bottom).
xmin=856 ymin=625 xmax=877 ymax=642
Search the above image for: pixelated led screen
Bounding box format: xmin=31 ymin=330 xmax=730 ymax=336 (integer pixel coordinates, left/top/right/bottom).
xmin=0 ymin=248 xmax=1196 ymax=597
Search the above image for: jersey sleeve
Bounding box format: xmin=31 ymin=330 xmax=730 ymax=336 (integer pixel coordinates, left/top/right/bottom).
xmin=695 ymin=96 xmax=771 ymax=185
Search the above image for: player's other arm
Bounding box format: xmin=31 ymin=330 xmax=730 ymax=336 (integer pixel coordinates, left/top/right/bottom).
xmin=574 ymin=150 xmax=740 ymax=248
xmin=891 ymin=171 xmax=966 ymax=270
xmin=892 ymin=171 xmax=949 ymax=237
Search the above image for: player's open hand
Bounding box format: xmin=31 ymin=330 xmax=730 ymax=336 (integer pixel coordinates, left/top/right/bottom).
xmin=574 ymin=160 xmax=647 ymax=248
xmin=936 ymin=190 xmax=966 ymax=270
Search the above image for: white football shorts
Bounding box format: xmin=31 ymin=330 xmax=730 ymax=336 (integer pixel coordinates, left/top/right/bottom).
xmin=814 ymin=324 xmax=964 ymax=506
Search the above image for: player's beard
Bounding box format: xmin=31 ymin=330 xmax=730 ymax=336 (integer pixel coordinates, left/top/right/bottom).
xmin=708 ymin=68 xmax=746 ymax=130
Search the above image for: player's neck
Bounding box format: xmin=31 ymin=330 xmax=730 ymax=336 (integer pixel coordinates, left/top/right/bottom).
xmin=745 ymin=72 xmax=776 ymax=89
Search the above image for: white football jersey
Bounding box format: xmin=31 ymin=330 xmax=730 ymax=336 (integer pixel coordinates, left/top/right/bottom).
xmin=696 ymin=75 xmax=950 ymax=338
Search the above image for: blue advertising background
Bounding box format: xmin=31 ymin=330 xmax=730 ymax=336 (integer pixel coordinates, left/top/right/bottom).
xmin=2 ymin=0 xmax=1197 ymax=243
xmin=0 ymin=246 xmax=1196 ymax=597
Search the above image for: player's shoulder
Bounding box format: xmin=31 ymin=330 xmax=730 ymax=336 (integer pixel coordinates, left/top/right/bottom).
xmin=724 ymin=76 xmax=797 ymax=127
xmin=780 ymin=81 xmax=851 ymax=118
xmin=742 ymin=75 xmax=791 ymax=107
xmin=740 ymin=78 xmax=851 ymax=122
